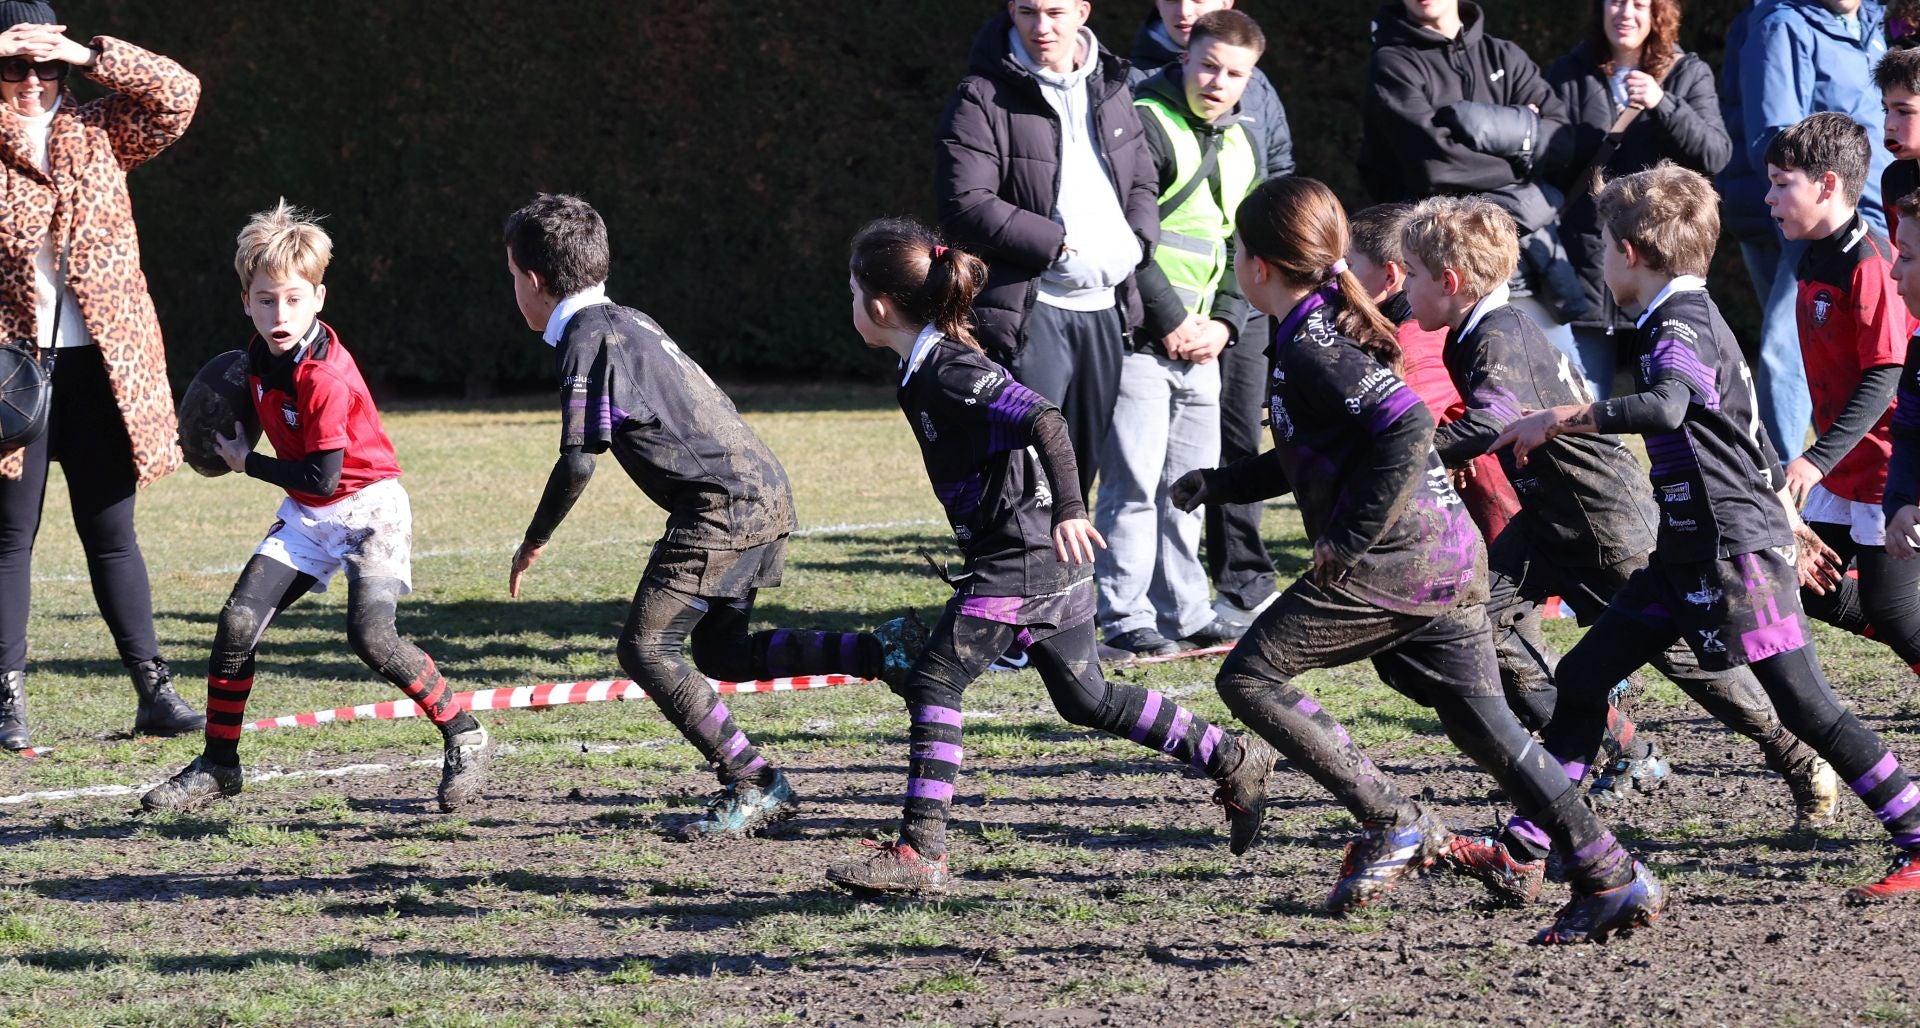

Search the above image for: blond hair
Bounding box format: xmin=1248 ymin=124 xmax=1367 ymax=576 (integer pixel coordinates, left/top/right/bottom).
xmin=1401 ymin=196 xmax=1520 ymax=299
xmin=1593 ymin=162 xmax=1720 ymax=278
xmin=234 ymin=199 xmax=332 ymax=288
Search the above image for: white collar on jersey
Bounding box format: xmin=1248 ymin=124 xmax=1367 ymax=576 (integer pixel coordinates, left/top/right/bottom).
xmin=541 ymin=283 xmax=612 ymax=347
xmin=1633 ymin=275 xmax=1708 ymax=329
xmin=901 ymin=323 xmax=944 ymax=386
xmin=1458 ymin=281 xmax=1512 ymax=339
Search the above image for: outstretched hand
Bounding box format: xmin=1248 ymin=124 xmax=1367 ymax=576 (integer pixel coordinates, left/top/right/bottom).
xmin=1053 ymin=518 xmax=1106 ymax=565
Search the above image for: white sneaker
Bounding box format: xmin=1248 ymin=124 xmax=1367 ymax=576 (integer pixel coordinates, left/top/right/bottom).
xmin=1213 ymin=592 xmax=1277 ymax=628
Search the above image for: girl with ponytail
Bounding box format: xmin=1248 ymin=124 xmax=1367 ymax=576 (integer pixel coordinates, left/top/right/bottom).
xmin=828 ymin=218 xmax=1277 ymax=896
xmin=1168 ymin=179 xmax=1663 ymax=943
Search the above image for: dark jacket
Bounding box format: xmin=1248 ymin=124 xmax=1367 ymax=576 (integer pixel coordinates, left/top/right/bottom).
xmin=1358 ymin=1 xmax=1572 ymax=203
xmin=1546 ymin=45 xmax=1731 ymax=330
xmin=1128 ymin=14 xmax=1294 ymax=179
xmin=934 ymin=14 xmax=1160 ymax=358
xmin=1130 ymin=66 xmax=1252 ymax=347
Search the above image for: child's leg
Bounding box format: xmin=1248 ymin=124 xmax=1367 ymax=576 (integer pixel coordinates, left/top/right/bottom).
xmin=687 ymin=589 xmax=881 ymax=681
xmin=343 ymin=573 xmax=479 ymax=738
xmin=1849 ymin=543 xmax=1920 ymax=672
xmin=892 ymin=606 xmax=1010 ymax=857
xmin=617 ymin=579 xmax=773 ymax=787
xmin=203 ymin=556 xmax=316 ymax=765
xmin=1025 ymin=617 xmax=1241 ymax=779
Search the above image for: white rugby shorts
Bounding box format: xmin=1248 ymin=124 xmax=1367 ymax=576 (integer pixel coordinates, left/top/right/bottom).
xmin=1801 ymin=483 xmax=1886 ymax=547
xmin=255 ymin=477 xmax=413 ymax=593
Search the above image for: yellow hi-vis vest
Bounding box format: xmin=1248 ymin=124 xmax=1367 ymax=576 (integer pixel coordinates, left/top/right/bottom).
xmin=1134 ymin=95 xmax=1257 ymax=317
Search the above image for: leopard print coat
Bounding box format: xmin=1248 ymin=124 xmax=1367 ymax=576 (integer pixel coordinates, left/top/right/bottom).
xmin=0 ymin=37 xmax=199 ymax=488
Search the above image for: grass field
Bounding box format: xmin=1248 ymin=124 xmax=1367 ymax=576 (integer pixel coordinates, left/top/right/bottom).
xmin=1 ymin=385 xmax=1918 ymax=1025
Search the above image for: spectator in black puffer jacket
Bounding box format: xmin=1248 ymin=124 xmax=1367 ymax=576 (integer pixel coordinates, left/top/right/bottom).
xmin=1129 ymin=0 xmax=1293 ymax=628
xmin=1359 ymin=0 xmax=1585 ymax=363
xmin=1546 ymin=0 xmax=1731 ymax=400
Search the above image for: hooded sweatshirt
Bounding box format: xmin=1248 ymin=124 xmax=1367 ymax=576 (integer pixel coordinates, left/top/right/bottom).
xmin=1010 ymin=26 xmax=1142 ymax=311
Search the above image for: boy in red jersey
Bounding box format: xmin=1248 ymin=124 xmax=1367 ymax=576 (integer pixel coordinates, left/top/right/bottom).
xmin=1768 ymin=113 xmax=1920 ymax=676
xmin=143 ymin=201 xmax=492 ymax=813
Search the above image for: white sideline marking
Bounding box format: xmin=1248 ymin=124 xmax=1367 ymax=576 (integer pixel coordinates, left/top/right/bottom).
xmin=30 ymin=518 xmax=945 ymax=583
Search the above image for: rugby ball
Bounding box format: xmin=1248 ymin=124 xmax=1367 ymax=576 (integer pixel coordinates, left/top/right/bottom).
xmin=176 ymin=350 xmax=259 ymax=477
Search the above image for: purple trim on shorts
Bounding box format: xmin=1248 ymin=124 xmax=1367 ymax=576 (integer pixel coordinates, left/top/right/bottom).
xmin=1194 ymin=726 xmax=1223 ymax=770
xmin=1363 ymin=386 xmax=1420 ymax=435
xmin=1852 ymin=752 xmax=1900 ymax=797
xmin=1162 ymin=706 xmax=1195 ymax=754
xmin=1506 ymin=816 xmax=1551 ymax=850
xmin=1741 ymin=619 xmax=1807 ymax=663
xmin=1293 ymin=695 xmax=1324 ymax=718
xmin=1559 ymin=758 xmax=1590 ymax=782
xmin=1571 ymin=831 xmax=1621 ymax=867
xmin=906 ymin=777 xmax=955 ymax=803
xmin=913 ymin=704 xmax=963 ymax=728
xmin=1130 ymin=692 xmax=1165 ymax=744
xmin=697 ymin=702 xmax=731 ymax=737
xmin=723 ymin=731 xmax=750 ymax=760
xmin=959 ymin=594 xmax=1024 ymax=624
xmin=735 ymin=755 xmax=767 ymax=779
xmin=1877 ymin=783 xmax=1920 ymax=825
xmin=912 ymin=741 xmax=965 ymax=766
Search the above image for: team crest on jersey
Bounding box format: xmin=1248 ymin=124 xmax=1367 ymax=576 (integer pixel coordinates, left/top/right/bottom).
xmin=1269 ymin=394 xmax=1294 ymax=440
xmin=1811 ymin=290 xmax=1834 ymax=326
xmin=919 ymin=411 xmax=938 ymax=442
xmin=281 ymin=404 xmax=299 ymax=428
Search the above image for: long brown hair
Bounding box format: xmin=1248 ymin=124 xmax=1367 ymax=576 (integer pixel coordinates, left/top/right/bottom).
xmin=1588 ymin=0 xmax=1681 ymax=80
xmin=1234 ymin=178 xmax=1402 ymax=371
xmin=849 ymin=218 xmax=988 ymax=350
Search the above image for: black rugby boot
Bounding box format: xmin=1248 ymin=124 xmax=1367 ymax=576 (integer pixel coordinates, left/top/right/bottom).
xmin=131 ymin=658 xmax=206 ymax=736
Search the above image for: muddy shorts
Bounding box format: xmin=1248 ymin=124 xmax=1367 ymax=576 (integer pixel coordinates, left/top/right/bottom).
xmin=951 ymin=574 xmax=1096 ymax=647
xmin=1611 ymin=546 xmax=1811 ymax=672
xmin=1240 ymin=577 xmax=1503 ymax=704
xmin=256 ymin=477 xmax=412 ymax=594
xmin=641 ymin=536 xmax=787 ymax=600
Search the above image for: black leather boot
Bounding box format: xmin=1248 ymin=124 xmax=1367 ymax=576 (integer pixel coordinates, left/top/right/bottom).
xmin=0 ymin=670 xmax=28 ymax=750
xmin=131 ymin=657 xmax=205 ymax=736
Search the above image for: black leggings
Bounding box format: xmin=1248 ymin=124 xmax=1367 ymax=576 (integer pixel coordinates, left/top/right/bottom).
xmin=894 ymin=601 xmax=1240 ymax=856
xmin=0 ymin=346 xmax=158 ymax=671
xmin=1798 ymin=520 xmax=1920 ymax=669
xmin=203 ymin=555 xmax=466 ymax=762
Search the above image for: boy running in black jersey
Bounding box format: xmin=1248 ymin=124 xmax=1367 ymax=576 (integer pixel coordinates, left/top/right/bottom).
xmin=1499 ymin=163 xmax=1920 ymax=904
xmin=1401 ymin=196 xmax=1832 ymax=894
xmin=829 ymin=219 xmax=1276 ymax=896
xmin=502 ymin=194 xmax=909 ymax=841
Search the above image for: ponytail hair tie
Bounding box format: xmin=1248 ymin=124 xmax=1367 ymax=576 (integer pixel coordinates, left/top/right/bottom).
xmin=932 ymin=245 xmax=949 ymax=259
xmin=1327 ymin=258 xmax=1349 ymax=278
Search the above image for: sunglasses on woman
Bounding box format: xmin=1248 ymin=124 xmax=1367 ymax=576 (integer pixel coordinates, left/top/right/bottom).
xmin=0 ymin=58 xmax=68 ymax=84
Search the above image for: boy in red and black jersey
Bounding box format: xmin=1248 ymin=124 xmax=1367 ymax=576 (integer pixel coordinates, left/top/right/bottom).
xmin=143 ymin=201 xmax=493 ymax=815
xmin=1769 ymin=113 xmax=1920 ymax=675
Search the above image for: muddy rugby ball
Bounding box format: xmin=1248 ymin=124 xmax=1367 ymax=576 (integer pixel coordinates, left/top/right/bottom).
xmin=177 ymin=350 xmax=259 ymax=477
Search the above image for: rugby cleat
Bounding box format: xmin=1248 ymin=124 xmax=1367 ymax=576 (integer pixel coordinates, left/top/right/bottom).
xmin=1787 ymin=756 xmax=1840 ymax=831
xmin=1437 ymin=834 xmax=1547 ymax=907
xmin=1324 ymin=809 xmax=1449 ymax=914
xmin=1212 ymin=736 xmax=1278 ymax=855
xmin=141 ymin=756 xmax=244 ymax=812
xmin=436 ymin=724 xmax=493 ymax=812
xmin=677 ymin=770 xmax=799 ymax=841
xmin=872 ymin=612 xmax=929 ymax=692
xmin=1589 ymin=741 xmax=1671 ymax=807
xmin=1534 ymin=861 xmax=1665 ymax=944
xmin=826 ymin=838 xmax=950 ymax=896
xmin=1844 ymin=849 xmax=1920 ymax=905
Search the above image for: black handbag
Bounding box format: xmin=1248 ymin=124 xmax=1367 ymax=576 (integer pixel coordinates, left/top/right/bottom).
xmin=0 ymin=232 xmax=66 ymax=453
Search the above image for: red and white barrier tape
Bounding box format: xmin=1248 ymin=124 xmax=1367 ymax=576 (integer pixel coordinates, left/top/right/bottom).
xmin=239 ymin=643 xmax=1239 ymax=734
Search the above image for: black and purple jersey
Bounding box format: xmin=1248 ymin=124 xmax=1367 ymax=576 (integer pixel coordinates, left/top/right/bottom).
xmin=899 ymin=332 xmax=1087 ymax=605
xmin=554 ymin=304 xmax=796 ymax=550
xmin=1208 ymin=290 xmax=1483 ymax=616
xmin=1434 ymin=303 xmax=1657 ymax=567
xmin=1593 ymin=286 xmax=1791 ymax=561
xmin=1883 ymin=330 xmax=1920 ymax=520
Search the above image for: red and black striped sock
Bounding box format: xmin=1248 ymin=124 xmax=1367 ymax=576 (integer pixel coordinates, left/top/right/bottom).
xmin=203 ymin=672 xmax=254 ymax=766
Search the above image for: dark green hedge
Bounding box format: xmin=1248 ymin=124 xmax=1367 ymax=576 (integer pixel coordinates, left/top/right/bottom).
xmin=52 ymin=0 xmax=1750 ymax=395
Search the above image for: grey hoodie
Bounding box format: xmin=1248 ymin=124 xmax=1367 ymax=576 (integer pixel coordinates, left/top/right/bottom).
xmin=1011 ymin=26 xmax=1143 ymax=310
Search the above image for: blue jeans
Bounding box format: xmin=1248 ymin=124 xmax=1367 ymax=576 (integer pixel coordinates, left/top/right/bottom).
xmin=1738 ymin=231 xmax=1812 ymax=461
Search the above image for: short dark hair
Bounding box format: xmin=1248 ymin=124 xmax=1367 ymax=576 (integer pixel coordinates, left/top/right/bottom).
xmin=502 ymin=193 xmax=610 ymax=298
xmin=1349 ymin=203 xmax=1415 ymax=268
xmin=1189 ymin=9 xmax=1265 ymax=56
xmin=1765 ymin=112 xmax=1871 ymax=205
xmin=1876 ymin=45 xmax=1920 ymax=95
